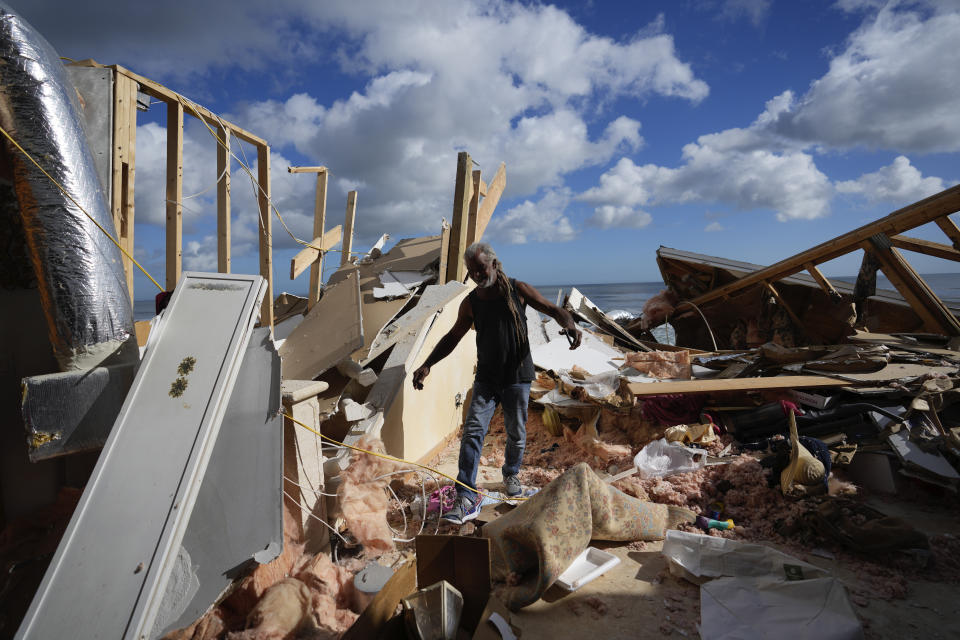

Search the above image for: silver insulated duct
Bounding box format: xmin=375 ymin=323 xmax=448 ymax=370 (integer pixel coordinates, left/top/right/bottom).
xmin=0 ymin=4 xmax=137 ymax=371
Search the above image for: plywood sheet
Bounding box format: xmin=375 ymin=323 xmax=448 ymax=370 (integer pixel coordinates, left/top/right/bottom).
xmin=280 ymin=268 xmax=363 ymax=380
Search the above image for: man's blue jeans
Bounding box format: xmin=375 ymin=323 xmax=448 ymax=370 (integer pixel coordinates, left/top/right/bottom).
xmin=456 ymin=380 xmax=530 ymax=501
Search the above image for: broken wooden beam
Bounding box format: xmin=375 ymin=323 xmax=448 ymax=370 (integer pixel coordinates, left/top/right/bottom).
xmin=689 ymin=184 xmax=960 ymax=307
xmin=473 ymin=161 xmax=505 ymax=245
xmin=864 ymin=234 xmax=960 ymax=335
xmin=804 ymin=262 xmax=841 ymax=299
xmin=341 ymin=190 xmax=357 ymax=267
xmin=290 ymin=224 xmax=342 ymax=280
xmin=445 ymin=151 xmax=473 ymax=283
xmin=890 ymin=234 xmax=960 ymax=262
xmin=935 ymin=215 xmax=960 ymax=250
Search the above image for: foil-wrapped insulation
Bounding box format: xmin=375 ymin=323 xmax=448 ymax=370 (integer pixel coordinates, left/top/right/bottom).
xmin=0 ymin=4 xmax=136 ymax=371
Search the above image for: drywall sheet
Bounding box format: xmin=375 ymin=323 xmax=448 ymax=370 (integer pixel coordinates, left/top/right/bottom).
xmin=365 ymin=281 xmax=468 ymax=365
xmin=531 ymin=339 xmax=620 ymax=376
xmin=280 ymin=268 xmax=363 ymax=381
xmin=16 ymin=272 xmax=267 ymax=640
xmin=157 ymin=326 xmax=283 ymax=635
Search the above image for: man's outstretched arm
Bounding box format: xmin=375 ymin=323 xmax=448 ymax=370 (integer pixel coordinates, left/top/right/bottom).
xmin=515 ymin=280 xmax=582 ymax=349
xmin=412 ymin=297 xmax=474 ymax=389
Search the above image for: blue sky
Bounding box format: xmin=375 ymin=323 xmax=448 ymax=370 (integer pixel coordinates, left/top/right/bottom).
xmin=17 ymin=0 xmax=960 ymax=298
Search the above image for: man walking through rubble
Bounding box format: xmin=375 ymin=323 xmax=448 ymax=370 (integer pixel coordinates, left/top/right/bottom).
xmin=413 ymin=242 xmax=582 ymax=524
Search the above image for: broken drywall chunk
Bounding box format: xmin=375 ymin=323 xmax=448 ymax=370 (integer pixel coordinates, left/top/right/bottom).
xmin=623 ymin=350 xmax=692 ymax=379
xmin=337 ymin=358 xmax=378 ymax=387
xmin=372 ymin=269 xmax=430 ymax=299
xmin=340 ymin=397 xmax=375 ymax=422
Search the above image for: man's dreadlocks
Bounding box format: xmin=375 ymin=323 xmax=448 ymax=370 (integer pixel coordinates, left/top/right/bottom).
xmin=465 ymin=243 xmax=529 ymax=355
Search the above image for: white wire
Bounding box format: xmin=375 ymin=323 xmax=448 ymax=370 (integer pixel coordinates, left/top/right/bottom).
xmin=283 ymin=474 xmax=339 ymax=497
xmin=282 ymin=489 xmax=349 ymax=546
xmin=372 ymin=468 xmax=444 ymax=542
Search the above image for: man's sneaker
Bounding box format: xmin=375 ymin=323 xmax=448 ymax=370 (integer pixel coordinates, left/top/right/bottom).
xmin=441 ymin=494 xmax=481 ymax=524
xmin=504 ymin=475 xmax=522 ymax=498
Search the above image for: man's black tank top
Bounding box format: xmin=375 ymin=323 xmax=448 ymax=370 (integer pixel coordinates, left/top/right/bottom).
xmin=469 ymin=278 xmax=535 ymax=385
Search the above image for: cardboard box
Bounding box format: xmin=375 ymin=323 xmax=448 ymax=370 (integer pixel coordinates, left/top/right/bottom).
xmin=343 ymin=535 xmax=518 ymax=640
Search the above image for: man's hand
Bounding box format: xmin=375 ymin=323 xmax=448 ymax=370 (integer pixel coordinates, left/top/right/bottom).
xmin=412 ymin=364 xmax=431 ymax=390
xmin=560 ymin=326 xmax=582 ymax=350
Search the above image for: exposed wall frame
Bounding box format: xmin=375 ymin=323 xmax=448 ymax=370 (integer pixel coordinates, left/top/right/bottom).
xmin=71 ymin=61 xmax=276 ymax=328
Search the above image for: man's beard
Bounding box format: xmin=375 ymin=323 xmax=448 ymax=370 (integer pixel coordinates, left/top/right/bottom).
xmin=479 ymin=270 xmax=497 ymax=288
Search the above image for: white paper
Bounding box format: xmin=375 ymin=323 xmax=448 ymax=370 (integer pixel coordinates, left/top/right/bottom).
xmin=701 ymin=576 xmax=863 ymax=640
xmin=662 ymin=531 xmax=862 ymax=640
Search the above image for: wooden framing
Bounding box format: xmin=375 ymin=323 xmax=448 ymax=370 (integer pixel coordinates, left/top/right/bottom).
xmin=216 ymin=125 xmax=231 ymax=273
xmin=165 ymin=101 xmax=183 ymax=290
xmin=288 ymin=166 xmax=329 ymax=309
xmin=257 ymin=145 xmax=273 ymax=327
xmin=290 ymin=225 xmax=342 ymax=280
xmin=935 ymin=216 xmax=960 ymax=250
xmin=763 ymin=281 xmax=804 ymax=328
xmin=444 ymin=152 xmax=473 ymax=283
xmin=685 ymin=184 xmax=960 ymax=335
xmin=891 ymin=235 xmax=960 ymax=262
xmin=110 ymin=72 xmax=138 ymax=295
xmin=442 ymin=155 xmax=506 ymax=281
xmin=472 ymin=161 xmax=505 ymax=245
xmin=466 ymin=169 xmax=482 ymax=248
xmin=863 ymin=234 xmax=960 ymax=335
xmin=804 ymin=261 xmax=840 ymax=299
xmin=341 ymin=191 xmax=357 ymax=267
xmin=71 ymin=61 xmax=276 ymax=327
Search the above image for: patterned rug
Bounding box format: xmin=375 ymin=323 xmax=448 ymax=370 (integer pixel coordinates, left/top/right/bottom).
xmin=483 ymin=462 xmax=695 ymax=609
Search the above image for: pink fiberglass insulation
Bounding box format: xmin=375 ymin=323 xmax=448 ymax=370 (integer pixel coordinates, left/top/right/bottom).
xmin=562 ymin=425 xmax=633 ymax=463
xmin=226 ymin=578 xmax=314 ymax=640
xmin=337 ymin=435 xmax=402 ymax=556
xmin=640 ymin=289 xmax=679 ymax=330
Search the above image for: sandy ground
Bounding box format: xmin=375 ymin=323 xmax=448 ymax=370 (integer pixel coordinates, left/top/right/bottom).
xmin=422 ymin=408 xmax=960 ymax=640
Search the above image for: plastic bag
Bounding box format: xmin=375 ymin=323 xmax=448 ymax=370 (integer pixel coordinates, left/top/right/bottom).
xmin=634 ymin=438 xmax=706 ymax=478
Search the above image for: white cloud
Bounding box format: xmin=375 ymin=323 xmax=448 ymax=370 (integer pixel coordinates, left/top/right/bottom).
xmin=767 ymin=2 xmax=960 ymax=152
xmin=579 ymin=142 xmax=834 ymax=222
xmin=705 ymin=221 xmax=725 ymax=232
xmin=835 ymin=155 xmax=948 ymax=204
xmin=218 ymin=1 xmax=701 ymax=242
xmin=577 ymin=2 xmax=960 ymax=226
xmin=485 ymin=189 xmax=576 ymax=244
xmin=586 ymin=205 xmax=653 ymax=229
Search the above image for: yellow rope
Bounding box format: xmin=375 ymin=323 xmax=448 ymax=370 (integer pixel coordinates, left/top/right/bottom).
xmin=0 ymin=124 xmax=164 ymax=292
xmin=283 ymin=411 xmax=529 ymax=504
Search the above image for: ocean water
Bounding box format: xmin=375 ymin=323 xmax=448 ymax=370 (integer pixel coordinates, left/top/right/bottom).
xmin=132 ymin=273 xmax=960 ymax=322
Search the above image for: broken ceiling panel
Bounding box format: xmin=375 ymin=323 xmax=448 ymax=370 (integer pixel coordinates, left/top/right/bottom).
xmin=280 ymin=268 xmax=363 ymax=381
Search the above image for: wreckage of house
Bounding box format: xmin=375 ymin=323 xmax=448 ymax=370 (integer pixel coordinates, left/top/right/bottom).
xmin=2 ymin=6 xmax=960 ymax=640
